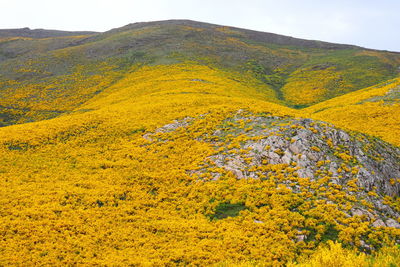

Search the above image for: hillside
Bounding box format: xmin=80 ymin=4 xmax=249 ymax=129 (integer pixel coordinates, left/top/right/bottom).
xmin=306 ymin=78 xmax=400 ymax=146
xmin=0 ymin=20 xmax=399 ymax=266
xmin=1 ymin=20 xmax=400 ymax=127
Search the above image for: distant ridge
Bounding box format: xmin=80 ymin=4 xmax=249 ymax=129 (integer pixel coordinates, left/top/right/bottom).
xmin=0 ymin=27 xmax=98 ymax=38
xmin=2 ymin=20 xmax=399 ymax=53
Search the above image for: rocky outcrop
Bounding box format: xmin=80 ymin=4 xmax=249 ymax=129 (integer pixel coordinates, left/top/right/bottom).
xmin=143 ymin=117 xmax=193 ymax=141
xmin=205 ymin=114 xmax=400 ymax=196
xmin=146 ymin=112 xmax=400 ymax=235
xmin=193 ymin=112 xmax=399 ymax=230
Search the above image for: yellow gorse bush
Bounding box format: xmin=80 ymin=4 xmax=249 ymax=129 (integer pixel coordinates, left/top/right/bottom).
xmin=0 ymin=62 xmax=399 ymax=265
xmin=306 ymin=78 xmax=400 ymax=146
xmin=287 ymin=241 xmax=400 ymax=267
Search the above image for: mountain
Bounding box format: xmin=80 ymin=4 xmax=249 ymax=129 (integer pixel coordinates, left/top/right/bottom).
xmin=0 ymin=20 xmax=399 ymax=266
xmin=1 ymin=20 xmax=400 ymax=126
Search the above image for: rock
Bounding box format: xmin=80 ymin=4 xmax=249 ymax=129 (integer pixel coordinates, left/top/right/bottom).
xmin=155 ymin=117 xmax=192 ymax=133
xmin=289 ymin=142 xmax=302 ymax=154
xmin=352 ymin=209 xmax=365 ymax=217
xmin=142 ymin=133 xmax=153 ymax=141
xmin=214 ymin=129 xmax=222 ymax=135
xmin=306 ymin=151 xmax=319 ymax=161
xmin=268 ymin=151 xmax=281 ymax=164
xmin=329 ymin=162 xmax=338 ymax=175
xmin=296 ymin=235 xmax=306 ymax=242
xmin=372 ymin=219 xmax=386 ymax=227
xmin=246 ymin=142 xmax=264 ymax=153
xmin=297 ymin=168 xmax=314 ymax=178
xmin=339 ymin=131 xmax=350 ymax=142
xmin=298 ymin=130 xmax=308 ymax=139
xmin=386 ymin=218 xmax=400 ymax=228
xmin=225 ymin=167 xmax=244 ymax=179
xmin=281 ymin=150 xmax=292 ymax=164
xmin=351 ymin=208 xmax=375 ymax=220
xmin=298 ymin=154 xmax=309 ymax=167
xmin=360 ymin=240 xmax=372 ymax=251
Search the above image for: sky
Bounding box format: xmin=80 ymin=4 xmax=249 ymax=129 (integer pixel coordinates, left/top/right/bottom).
xmin=1 ymin=0 xmax=399 ymax=52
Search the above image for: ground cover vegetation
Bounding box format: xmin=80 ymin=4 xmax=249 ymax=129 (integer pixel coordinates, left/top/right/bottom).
xmin=0 ymin=20 xmax=399 ymax=265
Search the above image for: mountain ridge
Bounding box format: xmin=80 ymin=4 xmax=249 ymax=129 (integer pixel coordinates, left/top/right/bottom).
xmin=107 ymin=19 xmax=361 ymax=50
xmin=4 ymin=20 xmax=400 ymax=53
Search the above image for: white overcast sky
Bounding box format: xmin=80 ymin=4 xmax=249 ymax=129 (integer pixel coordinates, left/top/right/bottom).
xmin=1 ymin=0 xmax=399 ymax=52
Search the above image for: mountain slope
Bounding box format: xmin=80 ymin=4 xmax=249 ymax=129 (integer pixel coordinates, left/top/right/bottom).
xmin=0 ymin=20 xmax=399 ymax=127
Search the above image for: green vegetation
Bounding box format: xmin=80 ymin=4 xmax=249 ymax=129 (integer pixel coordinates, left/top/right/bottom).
xmin=210 ymin=202 xmax=247 ymax=220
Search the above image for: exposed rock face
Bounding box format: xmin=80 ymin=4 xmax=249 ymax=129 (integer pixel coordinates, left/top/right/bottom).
xmin=199 ymin=112 xmax=399 ymax=230
xmin=143 ymin=117 xmax=193 ymax=141
xmin=154 ymin=117 xmax=193 ymax=133
xmin=205 ymin=115 xmax=400 ymax=197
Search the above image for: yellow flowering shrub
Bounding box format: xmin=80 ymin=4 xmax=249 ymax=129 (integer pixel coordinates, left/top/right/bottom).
xmin=306 ymin=78 xmax=400 ymax=146
xmin=287 ymin=241 xmax=400 ymax=267
xmin=282 ymin=66 xmax=352 ymax=107
xmin=0 ymin=61 xmax=399 ymax=265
